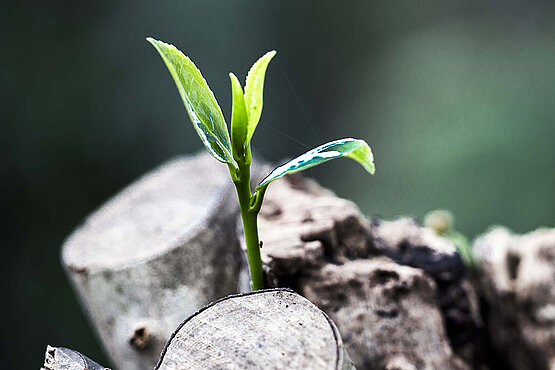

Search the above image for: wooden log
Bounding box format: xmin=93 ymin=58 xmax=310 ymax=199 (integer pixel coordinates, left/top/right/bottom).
xmin=61 ymin=153 xmax=244 ymax=370
xmin=155 ymin=288 xmax=355 ymax=370
xmin=41 ymin=346 xmax=109 ymax=370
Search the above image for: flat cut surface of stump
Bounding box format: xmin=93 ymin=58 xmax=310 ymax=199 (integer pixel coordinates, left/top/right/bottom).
xmin=63 ymin=153 xmax=231 ymax=271
xmin=156 ymin=289 xmax=351 ymax=370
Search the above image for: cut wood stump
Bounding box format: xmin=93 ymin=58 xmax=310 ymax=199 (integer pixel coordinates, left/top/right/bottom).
xmin=41 ymin=346 xmax=109 ymax=370
xmin=156 ymin=288 xmax=355 ymax=370
xmin=61 ymin=153 xmax=244 ymax=370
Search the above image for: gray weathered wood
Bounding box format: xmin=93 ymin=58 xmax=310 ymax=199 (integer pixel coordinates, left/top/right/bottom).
xmin=41 ymin=346 xmax=109 ymax=370
xmin=474 ymin=226 xmax=555 ymax=370
xmin=237 ymin=173 xmax=368 ymax=291
xmin=61 ymin=153 xmax=243 ymax=370
xmin=239 ymin=174 xmax=477 ymax=369
xmin=156 ymin=288 xmax=355 ymax=370
xmin=302 ymin=259 xmax=469 ymax=370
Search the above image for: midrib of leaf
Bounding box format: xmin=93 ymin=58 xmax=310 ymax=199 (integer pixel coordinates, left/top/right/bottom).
xmin=257 ymin=138 xmax=375 ymax=189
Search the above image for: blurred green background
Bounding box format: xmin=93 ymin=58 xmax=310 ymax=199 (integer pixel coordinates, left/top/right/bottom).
xmin=1 ymin=0 xmax=554 ymax=368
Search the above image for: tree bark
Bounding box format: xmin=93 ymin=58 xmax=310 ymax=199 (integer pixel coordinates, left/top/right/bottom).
xmin=156 ymin=288 xmax=355 ymax=370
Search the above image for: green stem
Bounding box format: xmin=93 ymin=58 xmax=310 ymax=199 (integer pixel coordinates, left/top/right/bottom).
xmin=232 ymin=161 xmax=265 ymax=290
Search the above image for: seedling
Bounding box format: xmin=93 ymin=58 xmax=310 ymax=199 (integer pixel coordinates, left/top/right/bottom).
xmin=147 ymin=38 xmax=375 ymax=290
xmin=424 ymin=209 xmax=475 ymax=269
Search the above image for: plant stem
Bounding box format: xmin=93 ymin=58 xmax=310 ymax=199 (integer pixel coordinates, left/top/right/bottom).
xmin=233 ymin=161 xmax=265 ymax=290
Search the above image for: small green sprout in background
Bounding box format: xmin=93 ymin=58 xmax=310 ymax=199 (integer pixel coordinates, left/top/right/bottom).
xmin=424 ymin=209 xmax=476 ymax=269
xmin=147 ymin=37 xmax=375 ymax=290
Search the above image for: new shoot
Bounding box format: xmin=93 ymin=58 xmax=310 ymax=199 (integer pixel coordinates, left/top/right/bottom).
xmin=147 ymin=37 xmax=375 ymax=290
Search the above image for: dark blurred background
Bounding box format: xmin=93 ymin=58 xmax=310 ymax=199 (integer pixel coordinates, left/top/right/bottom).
xmin=1 ymin=1 xmax=554 ymax=368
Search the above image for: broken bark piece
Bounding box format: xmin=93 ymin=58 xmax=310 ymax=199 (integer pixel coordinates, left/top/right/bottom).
xmin=61 ymin=153 xmax=243 ymax=370
xmin=301 ymin=259 xmax=469 ymax=370
xmin=155 ymin=288 xmax=355 ymax=370
xmin=369 ymin=218 xmax=483 ymax=367
xmin=369 ymin=217 xmax=465 ymax=281
xmin=41 ymin=346 xmax=109 ymax=370
xmin=474 ymin=226 xmax=555 ymax=370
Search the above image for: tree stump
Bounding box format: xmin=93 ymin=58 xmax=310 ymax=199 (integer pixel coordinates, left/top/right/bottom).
xmin=61 ymin=153 xmax=243 ymax=370
xmin=156 ymin=288 xmax=355 ymax=370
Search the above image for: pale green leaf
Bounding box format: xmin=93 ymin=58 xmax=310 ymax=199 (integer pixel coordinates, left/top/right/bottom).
xmin=229 ymin=72 xmax=250 ymax=163
xmin=244 ymin=50 xmax=276 ymax=142
xmin=147 ymin=37 xmax=235 ymax=166
xmin=257 ymin=138 xmax=375 ymax=190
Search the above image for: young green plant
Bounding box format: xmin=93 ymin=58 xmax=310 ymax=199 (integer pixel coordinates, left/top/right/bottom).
xmin=147 ymin=37 xmax=375 ymax=290
xmin=424 ymin=209 xmax=476 ymax=269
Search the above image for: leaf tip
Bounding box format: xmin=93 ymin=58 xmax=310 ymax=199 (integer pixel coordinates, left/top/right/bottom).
xmin=262 ymin=50 xmax=277 ymax=64
xmin=229 ymin=72 xmax=244 ymax=91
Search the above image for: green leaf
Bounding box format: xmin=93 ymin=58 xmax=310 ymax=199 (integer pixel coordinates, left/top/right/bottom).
xmin=147 ymin=37 xmax=235 ymax=166
xmin=229 ymin=72 xmax=250 ymax=163
xmin=244 ymin=50 xmax=276 ymax=142
xmin=257 ymin=138 xmax=375 ymax=190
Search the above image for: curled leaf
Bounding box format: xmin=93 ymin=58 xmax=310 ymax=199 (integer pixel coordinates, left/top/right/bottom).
xmin=229 ymin=72 xmax=249 ymax=163
xmin=244 ymin=50 xmax=276 ymax=142
xmin=257 ymin=138 xmax=374 ymax=190
xmin=147 ymin=37 xmax=235 ymax=166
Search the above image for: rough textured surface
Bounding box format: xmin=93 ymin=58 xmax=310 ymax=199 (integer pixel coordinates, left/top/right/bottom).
xmin=62 ymin=153 xmax=242 ymax=370
xmin=369 ymin=218 xmax=483 ymax=367
xmin=474 ymin=226 xmax=555 ymax=370
xmin=240 ymin=173 xmax=371 ymax=289
xmin=156 ymin=289 xmax=354 ymax=370
xmin=41 ymin=346 xmax=109 ymax=370
xmin=369 ymin=217 xmax=465 ymax=282
xmin=239 ymin=174 xmax=478 ymax=369
xmin=301 ymin=259 xmax=468 ymax=370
